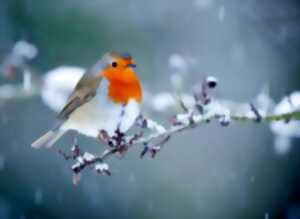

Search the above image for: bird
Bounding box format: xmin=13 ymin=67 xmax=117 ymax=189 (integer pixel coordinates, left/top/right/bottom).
xmin=31 ymin=52 xmax=142 ymax=148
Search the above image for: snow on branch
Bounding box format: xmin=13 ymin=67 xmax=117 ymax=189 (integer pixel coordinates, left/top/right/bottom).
xmin=1 ymin=42 xmax=300 ymax=183
xmin=53 ymin=76 xmax=300 ymax=184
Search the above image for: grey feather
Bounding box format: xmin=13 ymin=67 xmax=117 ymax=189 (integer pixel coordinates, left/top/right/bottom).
xmin=56 ymin=73 xmax=102 ymax=120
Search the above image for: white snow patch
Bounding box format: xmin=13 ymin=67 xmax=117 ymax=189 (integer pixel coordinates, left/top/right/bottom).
xmin=23 ymin=70 xmax=32 ymax=92
xmin=270 ymin=92 xmax=300 ymax=155
xmin=270 ymin=92 xmax=300 ymax=137
xmin=83 ymin=152 xmax=95 ymax=162
xmin=274 ymin=136 xmax=292 ymax=155
xmin=146 ymin=118 xmax=166 ymax=134
xmin=41 ymin=66 xmax=84 ymax=112
xmin=76 ymin=156 xmax=84 ymax=164
xmin=13 ymin=40 xmax=38 ymax=60
xmin=95 ymin=163 xmax=109 ymax=172
xmin=151 ymin=92 xmax=174 ymax=112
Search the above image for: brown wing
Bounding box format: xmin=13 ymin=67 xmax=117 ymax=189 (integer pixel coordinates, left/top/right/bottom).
xmin=57 ymin=73 xmax=102 ymax=120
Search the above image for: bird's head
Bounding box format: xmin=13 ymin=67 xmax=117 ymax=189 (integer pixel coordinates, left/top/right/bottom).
xmin=102 ymin=52 xmax=136 ymax=78
xmin=91 ymin=52 xmax=142 ymax=104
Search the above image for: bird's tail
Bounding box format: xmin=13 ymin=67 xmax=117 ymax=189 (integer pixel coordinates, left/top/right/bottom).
xmin=31 ymin=128 xmax=66 ymax=149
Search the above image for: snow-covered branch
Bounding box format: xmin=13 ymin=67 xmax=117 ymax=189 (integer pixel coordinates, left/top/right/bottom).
xmin=55 ymin=76 xmax=300 ymax=184
xmin=2 ymin=42 xmax=300 ymax=183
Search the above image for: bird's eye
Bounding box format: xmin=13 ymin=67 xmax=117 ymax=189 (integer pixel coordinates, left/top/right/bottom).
xmin=112 ymin=62 xmax=118 ymax=68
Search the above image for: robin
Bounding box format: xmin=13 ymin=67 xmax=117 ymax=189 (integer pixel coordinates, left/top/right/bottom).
xmin=32 ymin=52 xmax=142 ymax=148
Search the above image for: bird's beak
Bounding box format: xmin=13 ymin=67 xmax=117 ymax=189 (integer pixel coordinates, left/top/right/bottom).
xmin=128 ymin=63 xmax=136 ymax=68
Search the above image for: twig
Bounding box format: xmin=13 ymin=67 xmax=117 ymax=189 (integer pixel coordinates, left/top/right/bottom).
xmin=250 ymin=103 xmax=262 ymax=123
xmin=41 ymin=75 xmax=300 ymax=182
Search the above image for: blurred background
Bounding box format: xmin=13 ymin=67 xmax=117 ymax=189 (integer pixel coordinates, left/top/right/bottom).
xmin=1 ymin=0 xmax=300 ymax=218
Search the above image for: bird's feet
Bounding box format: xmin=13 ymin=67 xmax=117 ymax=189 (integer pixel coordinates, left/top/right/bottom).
xmin=112 ymin=129 xmax=126 ymax=146
xmin=98 ymin=129 xmax=128 ymax=155
xmin=98 ymin=129 xmax=144 ymax=156
xmin=98 ymin=129 xmax=125 ymax=146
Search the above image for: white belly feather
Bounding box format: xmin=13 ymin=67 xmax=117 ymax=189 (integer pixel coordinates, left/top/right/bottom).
xmin=61 ymin=79 xmax=140 ymax=137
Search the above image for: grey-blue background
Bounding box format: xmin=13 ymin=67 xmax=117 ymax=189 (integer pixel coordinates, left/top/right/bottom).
xmin=1 ymin=0 xmax=300 ymax=218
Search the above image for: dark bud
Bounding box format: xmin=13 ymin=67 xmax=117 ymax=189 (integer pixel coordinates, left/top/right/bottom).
xmin=206 ymin=76 xmax=217 ymax=89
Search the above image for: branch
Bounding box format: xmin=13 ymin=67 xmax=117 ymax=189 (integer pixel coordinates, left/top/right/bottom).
xmin=4 ymin=41 xmax=299 ymax=181
xmin=3 ymin=42 xmax=296 ymax=182
xmin=232 ymin=110 xmax=300 ymax=122
xmin=56 ymin=76 xmax=300 ymax=184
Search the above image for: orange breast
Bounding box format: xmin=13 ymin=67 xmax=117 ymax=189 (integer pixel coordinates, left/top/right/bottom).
xmin=108 ymin=79 xmax=142 ymax=104
xmin=102 ymin=68 xmax=142 ymax=104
